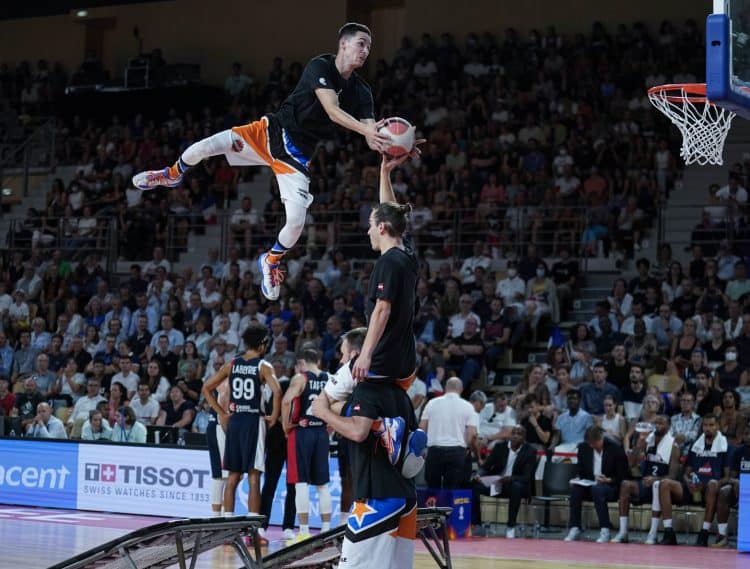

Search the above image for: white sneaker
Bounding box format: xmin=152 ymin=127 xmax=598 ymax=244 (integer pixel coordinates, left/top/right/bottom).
xmin=283 ymin=528 xmax=296 ymax=540
xmin=645 ymin=531 xmax=658 ymax=545
xmin=258 ymin=252 xmax=283 ymax=301
xmin=610 ymin=531 xmax=628 ymax=543
xmin=596 ymin=528 xmax=611 ymax=543
xmin=564 ymin=527 xmax=581 ymax=542
xmin=505 ymin=527 xmax=516 ymax=539
xmin=258 ymin=527 xmax=266 ymax=538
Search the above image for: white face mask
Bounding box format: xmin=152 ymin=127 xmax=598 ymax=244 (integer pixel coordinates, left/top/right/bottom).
xmin=507 ymin=268 xmax=517 ymax=278
xmin=536 ymin=269 xmax=546 ymax=278
xmin=726 ymin=351 xmax=738 ymax=362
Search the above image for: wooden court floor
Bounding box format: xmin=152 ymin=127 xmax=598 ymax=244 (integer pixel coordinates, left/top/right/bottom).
xmin=1 ymin=507 xmax=747 ymax=569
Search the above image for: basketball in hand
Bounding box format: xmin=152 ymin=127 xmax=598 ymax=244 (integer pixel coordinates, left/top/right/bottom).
xmin=377 ymin=117 xmax=416 ymax=158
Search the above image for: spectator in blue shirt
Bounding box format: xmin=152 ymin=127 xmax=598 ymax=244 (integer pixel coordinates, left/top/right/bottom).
xmin=553 ymin=389 xmax=594 ymax=447
xmin=580 ymin=362 xmax=621 ymax=416
xmin=0 ymin=331 xmax=14 ymax=379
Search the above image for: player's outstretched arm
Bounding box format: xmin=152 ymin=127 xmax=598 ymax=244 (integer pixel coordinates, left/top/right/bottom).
xmin=315 ymin=89 xmax=391 ymax=152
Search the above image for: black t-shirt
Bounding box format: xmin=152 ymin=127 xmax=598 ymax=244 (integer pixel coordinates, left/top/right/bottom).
xmin=521 ymin=414 xmax=552 ymax=447
xmin=628 ymin=276 xmax=658 ymax=298
xmin=14 ymin=392 xmax=44 ymax=420
xmin=552 ymin=260 xmax=579 ymax=286
xmin=671 ymin=294 xmax=699 ymax=321
xmin=697 ymin=388 xmax=722 ymax=416
xmin=348 ymin=381 xmax=416 ymax=499
xmin=448 ymin=333 xmax=485 ymax=365
xmin=274 ymin=54 xmax=374 ymax=157
xmin=366 ymin=238 xmax=418 ymax=378
xmin=164 ymin=400 xmax=195 ymax=427
xmin=606 ymin=361 xmax=631 ymax=391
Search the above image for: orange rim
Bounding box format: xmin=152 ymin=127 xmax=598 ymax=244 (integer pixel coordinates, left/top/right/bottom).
xmin=648 ymin=83 xmax=710 ymax=104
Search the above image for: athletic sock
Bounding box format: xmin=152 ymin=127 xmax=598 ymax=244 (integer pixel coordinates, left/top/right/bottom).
xmin=267 ymin=241 xmax=288 ymax=265
xmin=718 ymin=523 xmax=728 ymax=536
xmin=619 ymin=516 xmax=628 ymax=533
xmin=702 ymin=521 xmax=711 ymax=531
xmin=322 ymin=521 xmax=331 ymax=532
xmin=663 ymin=519 xmax=673 ymax=528
xmin=300 ymin=524 xmax=309 ymax=535
xmin=223 ymin=511 xmax=234 ymax=517
xmin=649 ymin=517 xmax=661 ymax=534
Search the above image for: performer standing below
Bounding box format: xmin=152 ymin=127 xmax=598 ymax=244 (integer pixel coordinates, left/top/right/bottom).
xmin=202 ymin=322 xmax=281 ymax=517
xmin=282 ymin=348 xmax=333 ymax=542
xmin=311 ymin=154 xmax=421 ymax=569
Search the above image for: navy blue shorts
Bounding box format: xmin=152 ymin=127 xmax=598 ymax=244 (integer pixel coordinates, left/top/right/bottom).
xmin=224 ymin=413 xmax=263 ymax=473
xmin=287 ymin=426 xmax=330 ymax=485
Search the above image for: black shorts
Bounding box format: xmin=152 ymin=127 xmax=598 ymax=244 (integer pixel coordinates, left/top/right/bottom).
xmin=287 ymin=426 xmax=330 ymax=486
xmin=206 ymin=421 xmax=225 ymax=479
xmin=224 ymin=413 xmax=264 ymax=473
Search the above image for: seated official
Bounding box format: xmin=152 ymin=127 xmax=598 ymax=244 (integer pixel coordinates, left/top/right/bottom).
xmin=25 ymin=402 xmax=67 ymax=439
xmin=564 ymin=426 xmax=627 ymax=543
xmin=80 ymin=409 xmax=112 ymax=441
xmin=472 ymin=425 xmax=536 ymax=538
xmin=110 ymin=405 xmax=147 ymax=443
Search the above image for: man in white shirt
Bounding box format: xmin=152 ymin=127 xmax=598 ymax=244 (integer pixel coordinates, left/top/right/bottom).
xmin=229 ymin=196 xmax=259 ymax=256
xmin=209 ymin=315 xmax=240 ymax=354
xmin=26 ymin=402 xmax=67 ymax=439
xmin=479 ymin=392 xmax=516 ymax=447
xmin=111 ymin=356 xmax=140 ymax=399
xmin=142 ymin=246 xmax=171 ymax=279
xmin=458 ymin=241 xmax=492 ymax=285
xmin=448 ymin=295 xmax=482 ymax=338
xmin=717 ymin=176 xmax=748 ymax=204
xmin=68 ymin=378 xmax=107 ymax=427
xmin=420 ymin=377 xmax=479 ymax=489
xmin=130 ymin=382 xmax=161 ymax=426
xmin=496 ymin=263 xmax=527 ymax=316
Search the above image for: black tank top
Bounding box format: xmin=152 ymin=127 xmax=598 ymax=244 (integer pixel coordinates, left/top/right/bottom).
xmin=301 ymin=370 xmax=327 ymax=427
xmin=227 ymin=356 xmax=264 ymax=414
xmin=716 ymin=364 xmax=742 ymax=390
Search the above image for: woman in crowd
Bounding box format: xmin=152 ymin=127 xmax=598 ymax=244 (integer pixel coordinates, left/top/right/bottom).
xmin=295 ymin=317 xmax=321 ymax=352
xmin=667 ymin=317 xmax=699 ymax=377
xmin=178 ymin=340 xmax=204 ymax=379
xmin=106 ymin=381 xmax=129 ymax=425
xmin=142 ymin=360 xmax=170 ymax=403
xmin=702 ymin=320 xmax=730 ymax=367
xmin=598 ymin=394 xmax=625 ymax=444
xmin=187 ymin=317 xmax=212 ymax=361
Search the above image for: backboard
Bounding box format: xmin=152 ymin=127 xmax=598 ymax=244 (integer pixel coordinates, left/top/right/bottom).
xmin=707 ymin=0 xmax=750 ymax=118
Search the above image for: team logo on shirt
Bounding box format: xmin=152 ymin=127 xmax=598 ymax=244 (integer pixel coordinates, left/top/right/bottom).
xmin=319 ymin=77 xmax=327 ymax=85
xmin=377 ymin=283 xmax=384 ymax=291
xmin=697 ymin=461 xmax=714 ymax=475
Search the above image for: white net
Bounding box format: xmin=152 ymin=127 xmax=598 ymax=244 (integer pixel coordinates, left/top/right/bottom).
xmin=648 ymin=85 xmax=736 ymax=166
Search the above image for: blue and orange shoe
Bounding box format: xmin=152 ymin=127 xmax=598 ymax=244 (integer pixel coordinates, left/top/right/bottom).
xmin=258 ymin=252 xmax=283 ymax=301
xmin=132 ymin=166 xmax=182 ymax=190
xmin=401 ymin=429 xmax=427 ymax=478
xmin=378 ymin=417 xmax=406 ymax=466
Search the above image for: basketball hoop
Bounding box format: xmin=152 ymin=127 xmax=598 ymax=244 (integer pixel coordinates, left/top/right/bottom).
xmin=648 ymin=83 xmax=735 ymax=166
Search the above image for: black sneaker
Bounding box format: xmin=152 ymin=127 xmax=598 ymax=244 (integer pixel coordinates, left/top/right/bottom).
xmin=659 ymin=528 xmax=678 ymax=545
xmin=695 ymin=529 xmax=709 ymax=547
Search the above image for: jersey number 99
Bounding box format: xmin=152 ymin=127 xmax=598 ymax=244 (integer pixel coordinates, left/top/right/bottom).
xmin=232 ymin=377 xmax=255 ymax=401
